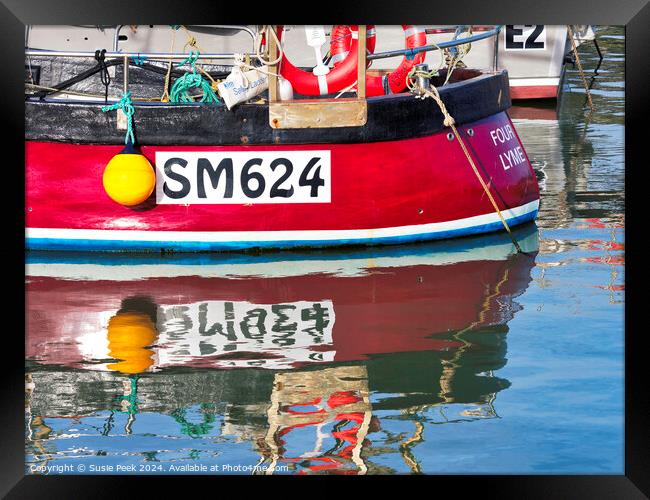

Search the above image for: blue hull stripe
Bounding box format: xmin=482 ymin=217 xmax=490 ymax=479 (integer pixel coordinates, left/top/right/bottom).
xmin=26 ymin=210 xmax=537 ymax=253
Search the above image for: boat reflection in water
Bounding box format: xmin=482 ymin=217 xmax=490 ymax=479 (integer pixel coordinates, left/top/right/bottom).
xmin=26 ymin=224 xmax=538 ymax=474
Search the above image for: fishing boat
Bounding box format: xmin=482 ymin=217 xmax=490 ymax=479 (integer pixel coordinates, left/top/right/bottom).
xmin=25 ymin=25 xmax=540 ymax=252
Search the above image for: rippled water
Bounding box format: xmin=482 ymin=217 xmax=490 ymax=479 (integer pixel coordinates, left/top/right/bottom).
xmin=25 ymin=26 xmax=624 ymax=475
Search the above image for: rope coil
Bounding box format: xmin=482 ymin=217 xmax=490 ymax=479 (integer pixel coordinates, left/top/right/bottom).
xmin=170 ymin=49 xmax=220 ymax=104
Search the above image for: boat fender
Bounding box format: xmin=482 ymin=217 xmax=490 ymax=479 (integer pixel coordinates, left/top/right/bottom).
xmin=278 ymin=76 xmax=294 ymax=100
xmin=102 ymin=141 xmax=156 ymax=207
xmin=277 ymin=25 xmax=360 ymax=96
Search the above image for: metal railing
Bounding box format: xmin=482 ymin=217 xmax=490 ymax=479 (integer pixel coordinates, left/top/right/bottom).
xmin=26 ymin=25 xmax=501 ymax=64
xmin=26 ymin=24 xmax=257 ymax=61
xmin=25 ymin=49 xmax=254 ymax=60
xmin=112 ymin=24 xmax=256 ymax=52
xmin=367 ymin=26 xmax=502 ymax=61
xmin=25 ymin=25 xmax=504 ymax=101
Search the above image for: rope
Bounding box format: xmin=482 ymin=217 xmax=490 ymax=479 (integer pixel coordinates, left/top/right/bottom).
xmin=443 ymin=26 xmax=472 ymax=85
xmin=567 ymin=25 xmax=594 ymax=111
xmin=335 ymin=80 xmax=358 ymax=98
xmin=170 ymin=49 xmax=220 ymax=104
xmin=180 ymin=25 xmax=221 ymax=88
xmin=130 ymin=54 xmax=148 ymax=65
xmin=94 ymin=49 xmax=111 ymax=104
xmin=410 ymin=77 xmax=524 ymax=253
xmin=404 ymin=43 xmax=445 ymax=93
xmin=256 ymin=25 xmax=284 ymax=67
xmin=101 ymin=91 xmax=136 ymax=144
xmin=232 ymin=52 xmax=280 ymax=79
xmin=116 ymin=375 xmax=139 ymax=415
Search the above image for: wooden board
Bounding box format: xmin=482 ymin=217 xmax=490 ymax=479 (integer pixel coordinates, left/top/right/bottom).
xmin=269 ymin=98 xmax=367 ymax=129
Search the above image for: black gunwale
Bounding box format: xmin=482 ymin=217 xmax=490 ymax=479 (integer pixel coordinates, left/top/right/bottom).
xmin=25 ymin=70 xmax=511 ymax=146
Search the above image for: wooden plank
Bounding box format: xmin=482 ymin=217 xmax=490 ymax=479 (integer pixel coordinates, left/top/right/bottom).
xmin=267 ymin=26 xmax=279 ymax=102
xmin=357 ymin=25 xmax=367 ymax=99
xmin=269 ymin=98 xmax=367 ymax=129
xmin=116 ymin=55 xmax=129 ymax=130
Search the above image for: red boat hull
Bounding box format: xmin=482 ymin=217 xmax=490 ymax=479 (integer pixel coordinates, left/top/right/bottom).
xmin=26 ymin=111 xmax=539 ymax=251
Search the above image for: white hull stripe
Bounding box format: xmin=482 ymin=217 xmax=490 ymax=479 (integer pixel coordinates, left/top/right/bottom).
xmin=509 ymin=77 xmax=561 ymax=87
xmin=26 ymin=200 xmax=538 ymax=244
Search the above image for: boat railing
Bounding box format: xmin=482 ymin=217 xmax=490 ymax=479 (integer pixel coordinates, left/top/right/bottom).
xmin=25 ymin=25 xmax=503 ymax=130
xmin=25 ymin=25 xmax=502 ymax=65
xmin=367 ymin=25 xmax=502 ymax=61
xmin=25 ymin=48 xmax=251 ymax=60
xmin=113 ymin=25 xmax=257 ymax=52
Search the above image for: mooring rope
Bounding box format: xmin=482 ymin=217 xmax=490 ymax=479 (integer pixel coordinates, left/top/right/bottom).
xmin=408 ymin=70 xmax=524 ymax=253
xmin=101 ymin=91 xmax=136 ymax=144
xmin=567 ymin=24 xmax=595 ymax=111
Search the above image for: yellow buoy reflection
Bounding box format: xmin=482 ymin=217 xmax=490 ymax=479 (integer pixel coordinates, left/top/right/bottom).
xmin=107 ymin=311 xmax=157 ymax=374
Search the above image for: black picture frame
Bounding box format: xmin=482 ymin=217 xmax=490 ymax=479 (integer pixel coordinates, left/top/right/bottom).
xmin=3 ymin=1 xmax=646 ymax=496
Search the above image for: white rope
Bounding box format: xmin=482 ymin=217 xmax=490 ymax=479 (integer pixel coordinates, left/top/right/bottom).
xmin=256 ymin=25 xmax=284 ymax=67
xmin=335 ymin=80 xmax=358 ymax=98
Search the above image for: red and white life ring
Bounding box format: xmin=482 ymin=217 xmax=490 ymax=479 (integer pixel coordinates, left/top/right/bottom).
xmin=329 ymin=25 xmax=427 ymax=96
xmin=329 ymin=25 xmax=377 ymax=65
xmin=276 ymin=25 xmax=360 ymax=96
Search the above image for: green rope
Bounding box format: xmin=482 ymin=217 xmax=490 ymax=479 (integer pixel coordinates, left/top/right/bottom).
xmin=171 ymin=404 xmax=216 ymax=437
xmin=101 ymin=91 xmax=135 ymax=145
xmin=170 ymin=49 xmax=220 ymax=104
xmin=115 ymin=375 xmax=139 ymax=415
xmin=130 ymin=54 xmax=148 ymax=65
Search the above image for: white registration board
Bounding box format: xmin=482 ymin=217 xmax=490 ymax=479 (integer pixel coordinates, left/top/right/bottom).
xmin=155 ymin=300 xmax=336 ymax=369
xmin=155 ymin=151 xmax=331 ymax=204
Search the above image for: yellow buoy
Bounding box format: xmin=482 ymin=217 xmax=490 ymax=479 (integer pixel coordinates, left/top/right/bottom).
xmin=106 ymin=311 xmax=157 ymax=374
xmin=102 ymin=142 xmax=155 ymax=206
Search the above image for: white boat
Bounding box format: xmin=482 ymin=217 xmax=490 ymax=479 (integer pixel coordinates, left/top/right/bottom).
xmin=26 ymin=24 xmax=597 ymax=100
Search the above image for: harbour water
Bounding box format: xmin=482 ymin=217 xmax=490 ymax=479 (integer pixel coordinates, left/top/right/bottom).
xmin=25 ymin=26 xmax=624 ymax=475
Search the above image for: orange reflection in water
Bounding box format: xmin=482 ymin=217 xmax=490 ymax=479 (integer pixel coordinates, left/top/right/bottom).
xmin=106 ymin=312 xmax=157 ymax=374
